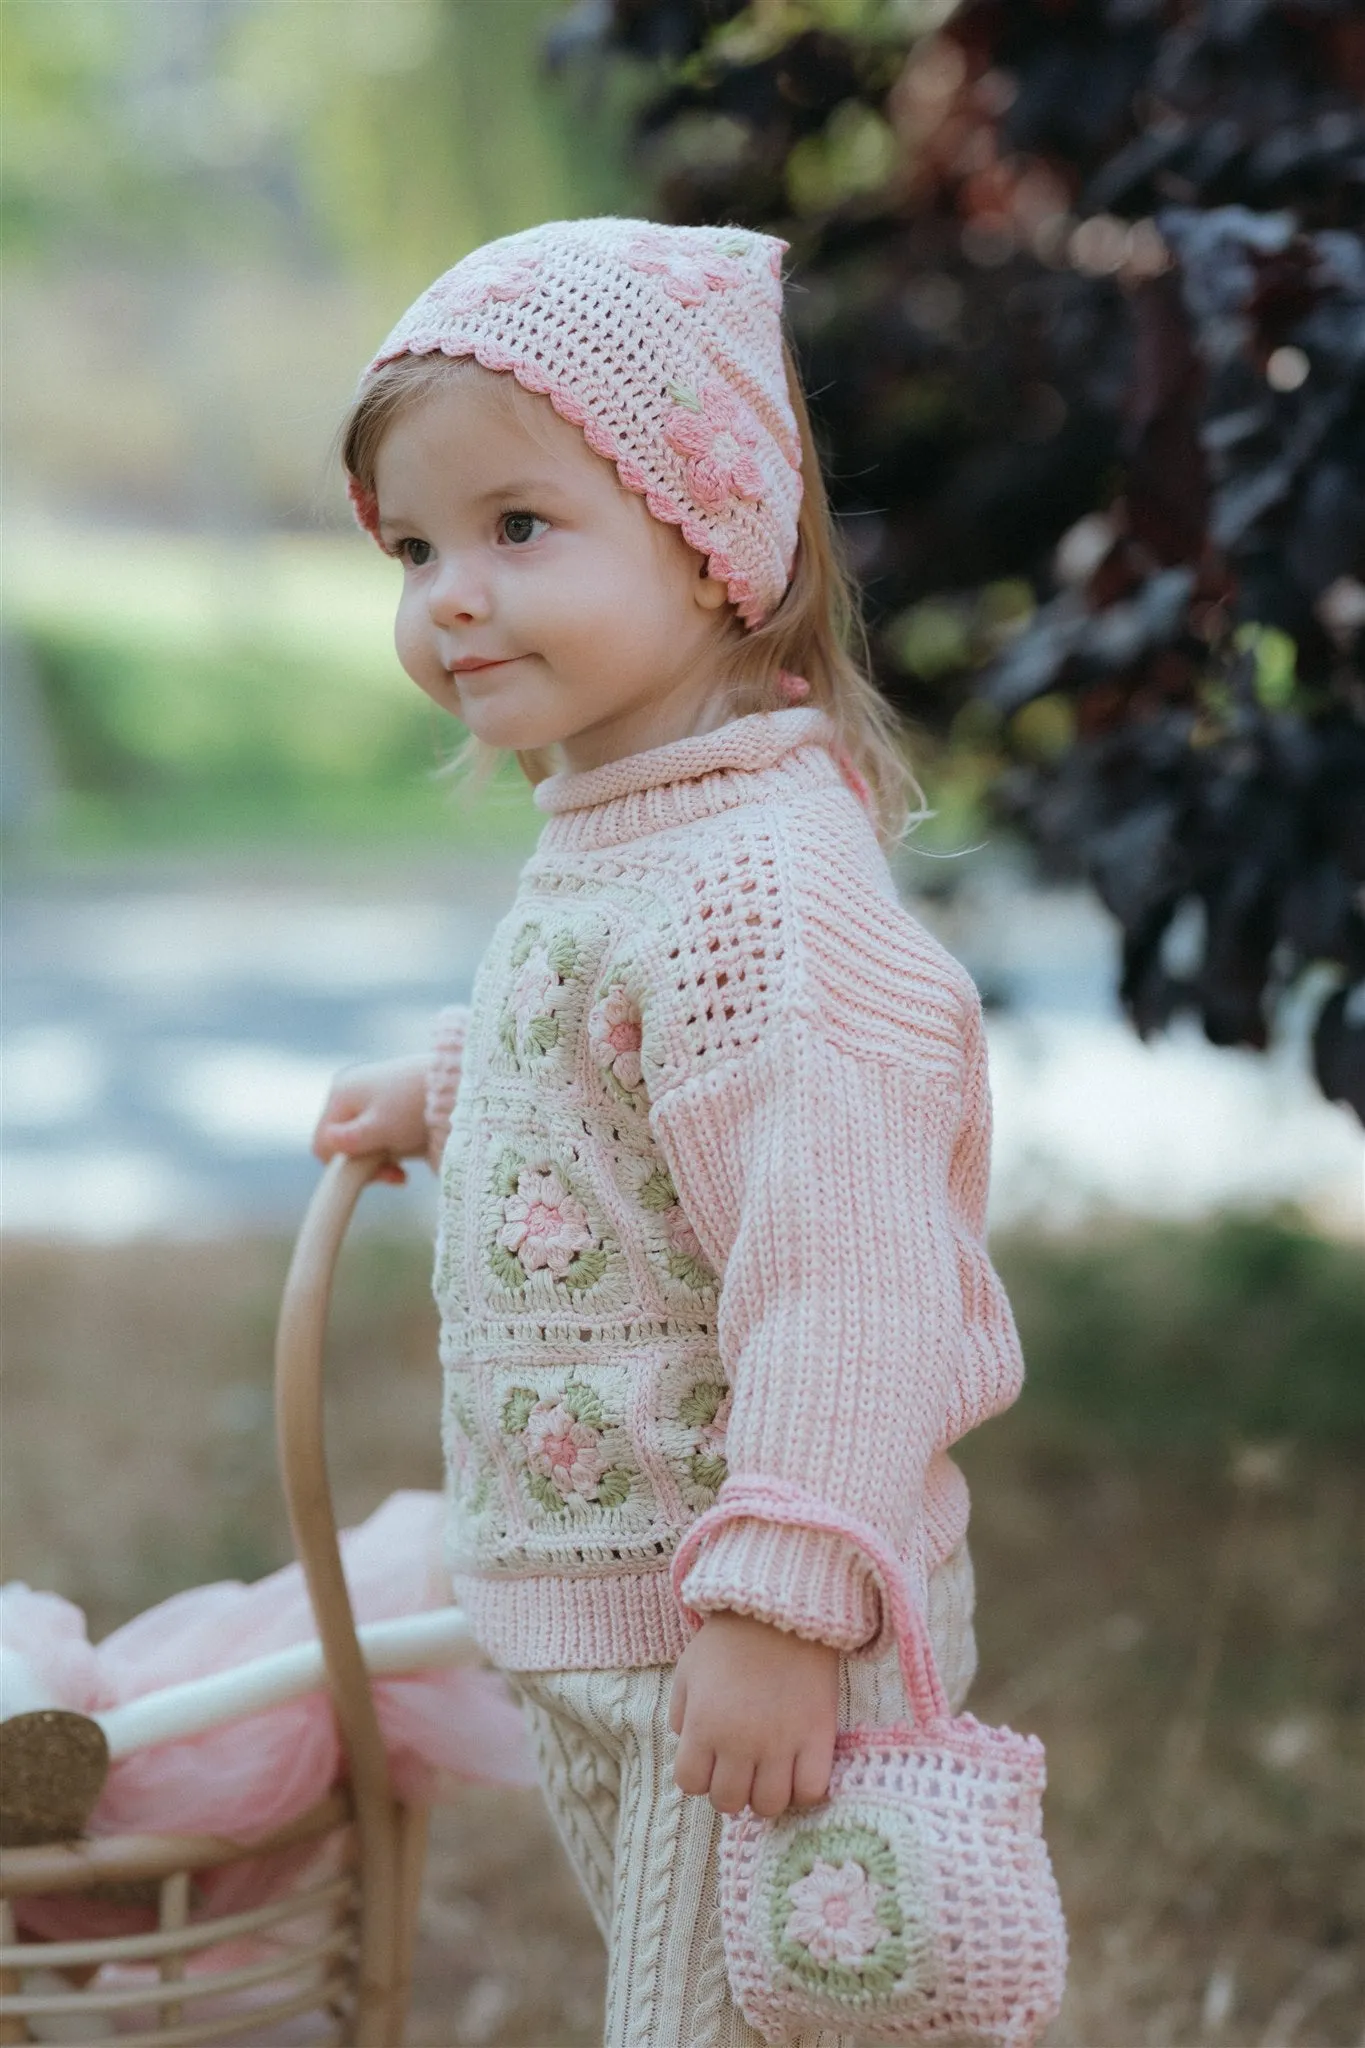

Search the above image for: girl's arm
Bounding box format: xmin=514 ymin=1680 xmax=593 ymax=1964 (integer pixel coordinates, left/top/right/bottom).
xmin=642 ymin=818 xmax=1021 ymax=1663
xmin=655 ymin=1003 xmax=984 ymax=1816
xmin=654 ymin=1027 xmax=969 ymax=1654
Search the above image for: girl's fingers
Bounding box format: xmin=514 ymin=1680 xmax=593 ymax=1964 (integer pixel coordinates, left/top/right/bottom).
xmin=667 ymin=1672 xmax=686 ymax=1737
xmin=706 ymin=1756 xmax=756 ymax=1816
xmin=748 ymin=1753 xmax=795 ymax=1820
xmin=791 ymin=1742 xmax=834 ymax=1809
xmin=673 ymin=1733 xmax=714 ymax=1799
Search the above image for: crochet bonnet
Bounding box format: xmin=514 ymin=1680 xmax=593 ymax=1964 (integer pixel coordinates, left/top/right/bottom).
xmin=347 ymin=216 xmax=803 ymax=628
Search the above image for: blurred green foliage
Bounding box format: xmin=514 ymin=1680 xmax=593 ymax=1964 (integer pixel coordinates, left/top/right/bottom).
xmin=2 ymin=0 xmax=639 ymax=288
xmin=994 ymin=1211 xmax=1365 ymax=1454
xmin=2 ymin=0 xmax=651 ymax=852
xmin=21 ymin=618 xmax=541 ymax=853
xmin=6 ymin=522 xmax=542 ymax=852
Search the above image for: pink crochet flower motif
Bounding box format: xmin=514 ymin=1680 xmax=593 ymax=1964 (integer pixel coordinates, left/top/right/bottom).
xmin=434 ymin=253 xmax=543 ymax=317
xmin=785 ymin=1860 xmax=887 ymax=1968
xmin=664 ymin=380 xmax=766 ymax=513
xmin=499 ymin=1168 xmax=593 ymax=1277
xmin=624 ymin=232 xmax=747 ymax=307
xmin=524 ymin=1399 xmax=608 ymax=1502
xmin=588 ymin=983 xmax=644 ymax=1091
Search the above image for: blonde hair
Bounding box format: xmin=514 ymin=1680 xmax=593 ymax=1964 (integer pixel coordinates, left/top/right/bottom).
xmin=340 ymin=347 xmax=925 ymax=849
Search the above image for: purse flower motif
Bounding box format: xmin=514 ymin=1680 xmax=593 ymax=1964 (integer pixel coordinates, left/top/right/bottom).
xmin=502 ymin=1381 xmax=632 ymax=1513
xmin=785 ymin=1859 xmax=887 ymax=1968
xmin=664 ymin=380 xmax=766 ymax=512
xmin=588 ymin=981 xmax=644 ymax=1094
xmin=625 ymin=231 xmax=747 ymax=306
xmin=769 ymin=1821 xmax=909 ymax=1999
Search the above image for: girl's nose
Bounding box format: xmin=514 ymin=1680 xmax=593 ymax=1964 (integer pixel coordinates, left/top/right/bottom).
xmin=426 ymin=555 xmax=491 ymax=626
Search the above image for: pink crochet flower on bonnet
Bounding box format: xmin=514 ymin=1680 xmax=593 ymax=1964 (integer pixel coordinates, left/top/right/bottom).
xmin=623 ymin=230 xmax=747 ymax=306
xmin=349 ymin=217 xmax=803 ymax=627
xmin=664 ymin=381 xmax=766 ymax=513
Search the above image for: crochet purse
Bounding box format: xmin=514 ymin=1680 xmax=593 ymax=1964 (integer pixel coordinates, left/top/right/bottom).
xmin=671 ymin=1483 xmax=1068 ymax=2047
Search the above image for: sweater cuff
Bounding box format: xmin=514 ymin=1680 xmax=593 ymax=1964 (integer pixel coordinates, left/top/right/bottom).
xmin=677 ymin=1518 xmax=884 ymax=1655
xmin=425 ymin=1005 xmax=469 ymax=1172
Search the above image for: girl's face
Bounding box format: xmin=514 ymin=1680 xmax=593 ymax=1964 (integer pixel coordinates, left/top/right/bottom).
xmin=372 ymin=366 xmax=735 ymax=772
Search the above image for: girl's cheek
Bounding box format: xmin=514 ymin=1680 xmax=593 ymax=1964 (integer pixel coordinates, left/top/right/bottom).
xmin=393 ymin=595 xmax=430 ymax=687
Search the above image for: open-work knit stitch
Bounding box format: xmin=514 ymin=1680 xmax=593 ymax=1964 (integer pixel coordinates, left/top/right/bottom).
xmin=423 ymin=708 xmax=1024 ymax=1673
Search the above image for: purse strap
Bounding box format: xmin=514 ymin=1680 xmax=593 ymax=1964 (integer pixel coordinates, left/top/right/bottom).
xmin=670 ymin=1476 xmax=952 ymax=1730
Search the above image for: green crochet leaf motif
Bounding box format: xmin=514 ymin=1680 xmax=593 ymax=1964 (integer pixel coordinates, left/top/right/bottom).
xmin=639 ymin=1167 xmax=677 ymax=1213
xmin=446 ymin=1384 xmax=477 ymax=1440
xmin=498 ymin=1007 xmax=518 ymax=1056
xmin=678 ymin=1381 xmax=726 ymax=1428
xmin=689 ymin=1450 xmax=727 ymax=1495
xmin=509 ymin=924 xmax=538 ymax=969
xmin=667 ymin=1249 xmax=714 ymax=1292
xmin=525 ymin=1470 xmax=564 ymax=1514
xmin=492 ymin=1150 xmax=523 ymax=1200
xmin=560 ymin=1379 xmax=605 ymax=1429
xmin=666 ymin=379 xmax=702 ymax=411
xmin=501 ymin=1386 xmax=538 ymax=1434
xmin=595 ymin=1467 xmax=632 ymax=1509
xmin=524 ymin=1014 xmax=560 ymax=1055
xmin=545 ymin=931 xmax=580 ymax=978
xmin=561 ymin=1246 xmax=608 ymax=1296
xmin=488 ymin=1242 xmax=527 ymax=1293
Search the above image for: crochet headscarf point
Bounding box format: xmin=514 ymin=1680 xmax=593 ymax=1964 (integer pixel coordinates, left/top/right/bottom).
xmin=348 ymin=217 xmax=803 ymax=628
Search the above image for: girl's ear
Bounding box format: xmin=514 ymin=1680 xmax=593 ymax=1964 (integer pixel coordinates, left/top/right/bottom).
xmin=694 ymin=561 xmax=729 ymax=612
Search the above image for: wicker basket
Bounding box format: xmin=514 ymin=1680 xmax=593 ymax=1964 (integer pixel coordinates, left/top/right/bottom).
xmin=0 ymin=1155 xmax=426 ymax=2047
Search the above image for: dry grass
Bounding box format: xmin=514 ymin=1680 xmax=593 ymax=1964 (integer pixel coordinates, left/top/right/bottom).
xmin=2 ymin=1230 xmax=1361 ymax=2047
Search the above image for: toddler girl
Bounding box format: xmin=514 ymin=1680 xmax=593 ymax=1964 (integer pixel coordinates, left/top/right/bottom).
xmin=313 ymin=216 xmax=1025 ymax=2048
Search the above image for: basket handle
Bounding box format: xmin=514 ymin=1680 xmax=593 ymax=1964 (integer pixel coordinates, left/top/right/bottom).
xmin=274 ymin=1152 xmax=399 ymax=2045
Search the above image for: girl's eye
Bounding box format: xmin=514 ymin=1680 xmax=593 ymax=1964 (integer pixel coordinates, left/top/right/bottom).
xmin=500 ymin=511 xmax=547 ymax=546
xmin=397 ymin=537 xmax=432 ymax=567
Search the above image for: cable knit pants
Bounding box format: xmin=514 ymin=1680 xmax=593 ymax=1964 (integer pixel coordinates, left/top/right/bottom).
xmin=511 ymin=1541 xmax=977 ymax=2048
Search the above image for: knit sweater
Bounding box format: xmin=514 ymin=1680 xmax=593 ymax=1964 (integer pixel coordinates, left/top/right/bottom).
xmin=422 ymin=707 xmax=1024 ymax=1673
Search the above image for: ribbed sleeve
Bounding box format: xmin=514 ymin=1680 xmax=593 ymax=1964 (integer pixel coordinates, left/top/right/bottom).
xmin=424 ymin=1004 xmax=470 ymax=1171
xmin=652 ymin=1021 xmax=968 ymax=1658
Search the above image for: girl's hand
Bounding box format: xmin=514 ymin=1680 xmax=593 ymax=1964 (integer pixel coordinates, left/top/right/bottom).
xmin=669 ymin=1611 xmax=839 ymax=1818
xmin=312 ymin=1055 xmax=430 ymax=1186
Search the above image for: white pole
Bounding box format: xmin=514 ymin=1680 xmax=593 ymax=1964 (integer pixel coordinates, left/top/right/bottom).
xmin=1 ymin=1608 xmax=481 ymax=1760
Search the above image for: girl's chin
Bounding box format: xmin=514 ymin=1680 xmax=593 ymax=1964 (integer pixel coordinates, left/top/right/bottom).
xmin=459 ymin=703 xmax=566 ymax=753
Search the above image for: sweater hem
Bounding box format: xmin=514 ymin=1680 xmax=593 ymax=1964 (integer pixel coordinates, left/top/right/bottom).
xmin=453 ymin=1565 xmax=692 ymax=1673
xmin=452 ymin=1463 xmax=971 ymax=1673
